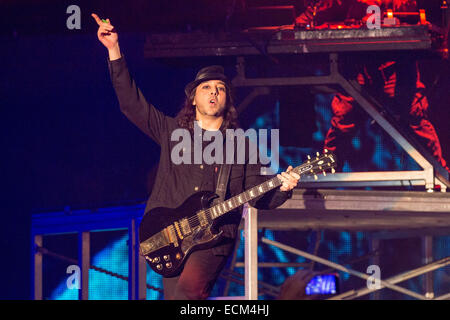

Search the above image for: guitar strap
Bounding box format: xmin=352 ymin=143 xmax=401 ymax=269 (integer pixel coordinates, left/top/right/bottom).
xmin=213 ymin=163 xmax=232 ymax=205
xmin=212 ymin=129 xmax=234 ymax=205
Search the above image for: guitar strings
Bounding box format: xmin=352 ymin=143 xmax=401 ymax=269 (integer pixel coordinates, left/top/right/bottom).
xmin=185 ymin=176 xmax=281 ymax=228
xmin=183 ymin=154 xmax=334 ymax=230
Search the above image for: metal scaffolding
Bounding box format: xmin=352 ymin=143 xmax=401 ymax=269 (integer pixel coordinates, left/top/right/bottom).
xmin=238 ymin=190 xmax=450 ymax=300
xmin=31 ymin=204 xmax=149 ymax=300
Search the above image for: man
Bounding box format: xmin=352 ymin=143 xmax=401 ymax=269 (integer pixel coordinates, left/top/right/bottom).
xmin=92 ymin=13 xmax=300 ymax=300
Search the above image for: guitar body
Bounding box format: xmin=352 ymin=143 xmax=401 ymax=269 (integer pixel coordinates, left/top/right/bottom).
xmin=139 ymin=191 xmax=224 ymax=278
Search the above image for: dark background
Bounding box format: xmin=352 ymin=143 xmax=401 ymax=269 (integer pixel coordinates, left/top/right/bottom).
xmin=1 ymin=0 xmax=449 ymax=299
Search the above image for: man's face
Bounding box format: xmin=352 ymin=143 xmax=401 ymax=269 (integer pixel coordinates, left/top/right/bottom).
xmin=193 ymin=80 xmax=227 ymax=118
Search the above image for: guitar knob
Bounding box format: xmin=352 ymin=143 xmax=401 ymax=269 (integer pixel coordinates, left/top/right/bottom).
xmin=175 ymin=253 xmax=182 ymax=260
xmin=163 ymin=255 xmax=170 ymax=261
xmin=156 ymin=264 xmax=163 ymax=270
xmin=166 ymin=262 xmax=173 ymax=269
xmin=153 ymin=257 xmax=160 ymax=263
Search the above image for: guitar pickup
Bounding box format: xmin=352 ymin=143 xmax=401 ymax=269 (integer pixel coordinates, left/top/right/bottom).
xmin=174 ymin=221 xmax=183 ymax=239
xmin=180 ymin=218 xmax=192 ymax=235
xmin=197 ymin=211 xmax=208 ymax=227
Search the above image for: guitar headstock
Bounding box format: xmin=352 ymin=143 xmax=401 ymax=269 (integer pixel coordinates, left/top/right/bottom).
xmin=294 ymin=149 xmax=337 ymax=180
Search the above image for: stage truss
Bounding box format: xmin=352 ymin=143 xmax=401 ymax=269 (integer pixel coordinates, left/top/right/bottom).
xmin=238 ymin=190 xmax=450 ymax=300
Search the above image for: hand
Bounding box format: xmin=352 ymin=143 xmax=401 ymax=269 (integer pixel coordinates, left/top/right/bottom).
xmin=278 ymin=269 xmax=319 ymax=300
xmin=277 ymin=166 xmax=300 ymax=192
xmin=91 ymin=13 xmax=119 ymax=50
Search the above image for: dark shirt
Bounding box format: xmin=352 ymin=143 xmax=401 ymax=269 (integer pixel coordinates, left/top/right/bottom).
xmin=108 ymin=56 xmax=291 ymax=254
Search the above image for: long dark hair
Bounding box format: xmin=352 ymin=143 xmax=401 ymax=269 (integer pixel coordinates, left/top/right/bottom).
xmin=176 ymin=84 xmax=239 ymax=133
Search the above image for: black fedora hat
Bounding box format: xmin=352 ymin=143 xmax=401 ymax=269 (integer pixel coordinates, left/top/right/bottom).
xmin=184 ymin=65 xmax=230 ymax=97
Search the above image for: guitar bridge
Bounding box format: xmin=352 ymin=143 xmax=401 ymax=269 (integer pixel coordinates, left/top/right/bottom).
xmin=139 ymin=226 xmax=175 ymax=256
xmin=164 ymin=224 xmax=179 ymax=247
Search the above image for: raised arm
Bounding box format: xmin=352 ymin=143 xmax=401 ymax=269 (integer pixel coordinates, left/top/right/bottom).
xmin=92 ymin=13 xmax=169 ymax=145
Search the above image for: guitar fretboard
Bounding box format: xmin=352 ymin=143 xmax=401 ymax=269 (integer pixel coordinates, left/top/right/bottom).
xmin=184 ymin=152 xmax=335 ymax=230
xmin=204 ymin=161 xmax=315 ymax=221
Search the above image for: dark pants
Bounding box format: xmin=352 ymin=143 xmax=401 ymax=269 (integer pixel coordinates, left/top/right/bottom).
xmin=323 ymin=59 xmax=448 ymax=172
xmin=162 ymin=247 xmax=231 ymax=300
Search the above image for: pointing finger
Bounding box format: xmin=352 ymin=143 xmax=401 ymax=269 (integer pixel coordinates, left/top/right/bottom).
xmin=91 ymin=13 xmax=113 ymax=29
xmin=91 ymin=13 xmax=102 ymax=25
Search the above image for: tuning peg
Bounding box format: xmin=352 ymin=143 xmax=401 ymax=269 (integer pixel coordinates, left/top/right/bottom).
xmin=324 ymin=148 xmax=328 ymax=153
xmin=331 ymin=168 xmax=336 ymax=174
xmin=322 ymin=171 xmax=327 ymax=176
xmin=307 ymin=155 xmax=311 ymax=160
xmin=316 ymin=152 xmax=320 ymax=157
xmin=314 ymin=174 xmax=318 ymax=180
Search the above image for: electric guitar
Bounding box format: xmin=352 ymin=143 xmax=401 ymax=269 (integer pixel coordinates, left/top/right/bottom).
xmin=139 ymin=151 xmax=337 ymax=277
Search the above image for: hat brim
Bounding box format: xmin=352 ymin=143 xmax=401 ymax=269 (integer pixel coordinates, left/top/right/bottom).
xmin=184 ymin=73 xmax=229 ymax=97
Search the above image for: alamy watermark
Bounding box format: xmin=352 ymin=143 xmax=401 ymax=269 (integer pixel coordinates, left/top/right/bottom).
xmin=366 ymin=5 xmax=396 ymax=29
xmin=66 ymin=265 xmax=80 ymax=290
xmin=366 ymin=264 xmax=381 ymax=290
xmin=66 ymin=5 xmax=81 ymax=30
xmin=170 ymin=121 xmax=279 ymax=175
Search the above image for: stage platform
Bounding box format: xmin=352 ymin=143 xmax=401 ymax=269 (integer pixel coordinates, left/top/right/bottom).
xmin=238 ymin=188 xmax=450 ymax=300
xmin=251 ymin=188 xmax=450 ymax=235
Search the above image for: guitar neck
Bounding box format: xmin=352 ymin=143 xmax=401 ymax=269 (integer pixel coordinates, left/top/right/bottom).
xmin=205 ymin=162 xmax=314 ymax=221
